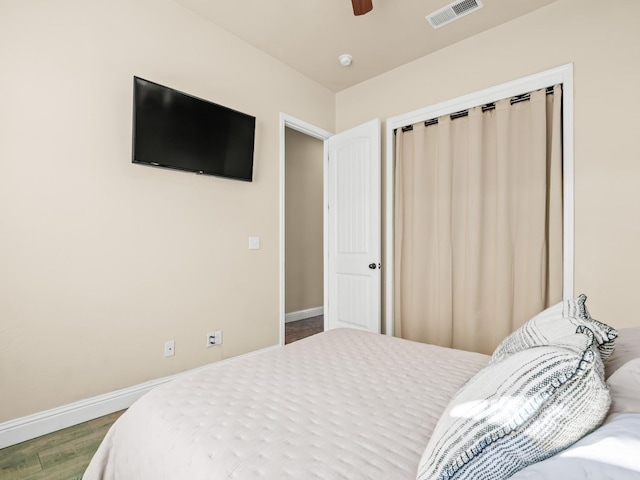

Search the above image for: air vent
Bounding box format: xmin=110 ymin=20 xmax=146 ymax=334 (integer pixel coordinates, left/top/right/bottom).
xmin=426 ymin=0 xmax=483 ymax=29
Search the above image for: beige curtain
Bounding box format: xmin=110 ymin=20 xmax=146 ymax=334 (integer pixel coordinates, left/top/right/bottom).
xmin=394 ymin=85 xmax=563 ymax=354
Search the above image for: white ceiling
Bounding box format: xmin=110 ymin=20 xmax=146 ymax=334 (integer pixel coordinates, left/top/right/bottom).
xmin=174 ymin=0 xmax=559 ymax=92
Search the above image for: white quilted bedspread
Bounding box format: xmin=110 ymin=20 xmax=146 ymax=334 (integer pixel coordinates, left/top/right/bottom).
xmin=84 ymin=329 xmax=489 ymax=479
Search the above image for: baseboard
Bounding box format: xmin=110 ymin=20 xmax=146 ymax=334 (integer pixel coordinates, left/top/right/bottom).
xmin=0 ymin=344 xmax=280 ymax=449
xmin=284 ymin=306 xmax=324 ymax=324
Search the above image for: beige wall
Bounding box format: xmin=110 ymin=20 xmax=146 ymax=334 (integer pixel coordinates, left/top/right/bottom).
xmin=284 ymin=128 xmax=324 ymax=313
xmin=0 ymin=0 xmax=334 ymax=422
xmin=336 ymin=0 xmax=640 ymax=330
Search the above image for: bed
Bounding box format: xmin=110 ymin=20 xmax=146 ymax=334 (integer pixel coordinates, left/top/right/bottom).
xmin=84 ymin=299 xmax=640 ymax=480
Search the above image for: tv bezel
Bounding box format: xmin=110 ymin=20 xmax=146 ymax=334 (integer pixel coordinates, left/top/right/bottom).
xmin=131 ymin=76 xmax=256 ymax=182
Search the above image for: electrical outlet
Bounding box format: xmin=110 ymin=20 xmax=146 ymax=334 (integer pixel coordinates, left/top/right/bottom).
xmin=207 ymin=330 xmax=223 ymax=347
xmin=164 ymin=340 xmax=175 ymax=357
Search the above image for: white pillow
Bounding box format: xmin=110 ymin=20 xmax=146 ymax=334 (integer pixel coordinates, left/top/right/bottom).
xmin=492 ymin=294 xmax=617 ymax=362
xmin=509 ymin=413 xmax=640 ymax=479
xmin=417 ymin=327 xmax=609 ymax=480
xmin=606 ymin=358 xmax=640 ymax=420
xmin=605 ymin=327 xmax=640 ymax=378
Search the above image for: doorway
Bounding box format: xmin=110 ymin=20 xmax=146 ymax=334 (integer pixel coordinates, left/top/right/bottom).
xmin=284 ymin=127 xmax=325 ymax=344
xmin=279 ymin=114 xmax=382 ymax=346
xmin=278 ymin=114 xmax=332 ymax=346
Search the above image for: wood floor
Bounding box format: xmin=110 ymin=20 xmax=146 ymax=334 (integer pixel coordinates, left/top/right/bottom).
xmin=0 ymin=410 xmax=124 ymax=480
xmin=0 ymin=317 xmax=323 ymax=479
xmin=285 ymin=315 xmax=324 ymax=344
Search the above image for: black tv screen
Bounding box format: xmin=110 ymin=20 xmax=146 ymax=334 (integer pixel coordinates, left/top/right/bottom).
xmin=132 ymin=77 xmax=255 ymax=181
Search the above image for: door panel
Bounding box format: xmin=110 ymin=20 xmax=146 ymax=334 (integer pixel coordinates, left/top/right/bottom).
xmin=336 ymin=274 xmax=371 ymax=329
xmin=327 ymin=119 xmax=381 ymax=333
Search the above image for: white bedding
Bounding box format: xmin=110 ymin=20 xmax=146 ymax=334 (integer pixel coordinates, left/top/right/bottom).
xmin=84 ymin=328 xmax=490 ymax=479
xmin=510 ymin=413 xmax=640 ymax=479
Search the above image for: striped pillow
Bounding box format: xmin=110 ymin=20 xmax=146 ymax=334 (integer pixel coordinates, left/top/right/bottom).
xmin=417 ymin=327 xmax=610 ymax=480
xmin=492 ymin=294 xmax=617 ymax=362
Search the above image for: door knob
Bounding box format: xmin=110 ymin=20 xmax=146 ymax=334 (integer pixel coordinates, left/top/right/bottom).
xmin=369 ymin=263 xmax=376 ymax=269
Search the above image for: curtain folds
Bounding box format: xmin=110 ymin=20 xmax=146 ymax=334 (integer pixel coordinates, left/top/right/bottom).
xmin=394 ymin=85 xmax=563 ymax=354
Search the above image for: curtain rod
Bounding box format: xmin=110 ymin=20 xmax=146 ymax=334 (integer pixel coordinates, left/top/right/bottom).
xmin=398 ymin=85 xmax=558 ymax=133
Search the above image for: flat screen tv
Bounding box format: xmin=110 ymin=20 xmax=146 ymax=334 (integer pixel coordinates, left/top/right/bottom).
xmin=132 ymin=77 xmax=256 ymax=181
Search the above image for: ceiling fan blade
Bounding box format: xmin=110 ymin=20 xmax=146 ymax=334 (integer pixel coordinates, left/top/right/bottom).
xmin=352 ymin=0 xmax=373 ymax=16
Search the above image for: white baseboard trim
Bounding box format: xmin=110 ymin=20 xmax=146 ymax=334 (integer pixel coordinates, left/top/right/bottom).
xmin=0 ymin=343 xmax=280 ymax=449
xmin=284 ymin=306 xmax=324 ymax=324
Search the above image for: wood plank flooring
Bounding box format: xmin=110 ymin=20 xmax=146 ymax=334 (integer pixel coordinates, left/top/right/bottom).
xmin=285 ymin=315 xmax=324 ymax=344
xmin=0 ymin=410 xmax=124 ymax=480
xmin=0 ymin=317 xmax=323 ymax=479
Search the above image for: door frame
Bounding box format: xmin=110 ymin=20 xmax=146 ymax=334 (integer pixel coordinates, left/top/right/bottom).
xmin=279 ymin=113 xmax=333 ymax=346
xmin=384 ymin=63 xmax=575 ymax=337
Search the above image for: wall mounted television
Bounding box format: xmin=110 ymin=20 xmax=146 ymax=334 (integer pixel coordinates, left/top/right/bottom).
xmin=132 ymin=77 xmax=256 ymax=181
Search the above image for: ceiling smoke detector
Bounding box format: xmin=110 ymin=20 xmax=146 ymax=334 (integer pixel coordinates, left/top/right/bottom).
xmin=426 ymin=0 xmax=483 ymax=29
xmin=338 ymin=54 xmax=353 ymax=66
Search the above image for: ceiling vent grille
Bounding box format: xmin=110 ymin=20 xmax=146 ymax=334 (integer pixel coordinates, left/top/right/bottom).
xmin=426 ymin=0 xmax=483 ymax=29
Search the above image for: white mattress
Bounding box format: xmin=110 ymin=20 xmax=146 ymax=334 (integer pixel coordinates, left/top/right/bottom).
xmin=84 ymin=329 xmax=490 ymax=479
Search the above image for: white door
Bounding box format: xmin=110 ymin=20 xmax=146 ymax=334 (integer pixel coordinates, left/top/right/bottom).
xmin=327 ymin=119 xmax=381 ymax=333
